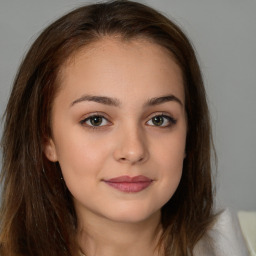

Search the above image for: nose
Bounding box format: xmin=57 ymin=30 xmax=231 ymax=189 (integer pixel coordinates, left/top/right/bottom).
xmin=113 ymin=125 xmax=149 ymax=165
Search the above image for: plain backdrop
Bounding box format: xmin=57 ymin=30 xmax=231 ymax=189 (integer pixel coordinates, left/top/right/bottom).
xmin=0 ymin=0 xmax=255 ymax=211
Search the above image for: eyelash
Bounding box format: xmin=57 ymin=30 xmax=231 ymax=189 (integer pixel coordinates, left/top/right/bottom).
xmin=80 ymin=113 xmax=177 ymax=130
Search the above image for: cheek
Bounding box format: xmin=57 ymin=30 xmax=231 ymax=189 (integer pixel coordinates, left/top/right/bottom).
xmin=53 ymin=131 xmax=110 ymax=188
xmin=151 ymin=130 xmax=186 ymax=200
xmin=154 ymin=128 xmax=186 ymax=168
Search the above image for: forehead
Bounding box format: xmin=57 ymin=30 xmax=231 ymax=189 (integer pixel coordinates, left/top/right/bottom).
xmin=64 ymin=35 xmax=178 ymax=65
xmin=56 ymin=36 xmax=184 ymax=105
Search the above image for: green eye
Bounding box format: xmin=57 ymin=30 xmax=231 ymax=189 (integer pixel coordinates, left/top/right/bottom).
xmin=152 ymin=116 xmax=164 ymax=126
xmin=147 ymin=115 xmax=176 ymax=127
xmin=80 ymin=115 xmax=108 ymax=127
xmin=89 ymin=116 xmax=103 ymax=126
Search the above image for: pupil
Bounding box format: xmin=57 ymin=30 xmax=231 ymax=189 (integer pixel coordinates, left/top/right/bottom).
xmin=153 ymin=116 xmax=163 ymax=126
xmin=91 ymin=116 xmax=102 ymax=126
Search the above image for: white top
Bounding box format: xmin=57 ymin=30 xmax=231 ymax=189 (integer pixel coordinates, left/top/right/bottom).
xmin=194 ymin=209 xmax=250 ymax=256
xmin=238 ymin=211 xmax=256 ymax=256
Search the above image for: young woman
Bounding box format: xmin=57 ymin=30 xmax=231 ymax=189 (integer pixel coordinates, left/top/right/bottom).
xmin=0 ymin=1 xmax=232 ymax=255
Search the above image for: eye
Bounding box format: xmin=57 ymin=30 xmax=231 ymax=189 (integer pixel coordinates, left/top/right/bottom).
xmin=80 ymin=115 xmax=109 ymax=128
xmin=147 ymin=114 xmax=176 ymax=127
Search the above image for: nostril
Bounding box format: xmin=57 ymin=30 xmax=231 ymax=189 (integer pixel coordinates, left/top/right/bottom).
xmin=113 ymin=139 xmax=149 ymax=164
xmin=138 ymin=157 xmax=144 ymax=162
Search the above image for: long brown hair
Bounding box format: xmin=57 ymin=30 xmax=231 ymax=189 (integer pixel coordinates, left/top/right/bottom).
xmin=0 ymin=1 xmax=217 ymax=255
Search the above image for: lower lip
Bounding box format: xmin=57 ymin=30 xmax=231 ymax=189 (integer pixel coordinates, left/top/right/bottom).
xmin=104 ymin=181 xmax=152 ymax=193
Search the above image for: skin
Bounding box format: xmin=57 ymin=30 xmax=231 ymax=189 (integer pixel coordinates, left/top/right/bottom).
xmin=44 ymin=37 xmax=187 ymax=256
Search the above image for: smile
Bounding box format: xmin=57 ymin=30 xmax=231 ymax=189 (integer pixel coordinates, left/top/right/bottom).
xmin=103 ymin=175 xmax=153 ymax=193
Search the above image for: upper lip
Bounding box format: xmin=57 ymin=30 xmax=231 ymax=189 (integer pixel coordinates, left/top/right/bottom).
xmin=104 ymin=175 xmax=152 ymax=183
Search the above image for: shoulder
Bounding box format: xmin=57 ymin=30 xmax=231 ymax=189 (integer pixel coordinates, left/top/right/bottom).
xmin=193 ymin=209 xmax=250 ymax=256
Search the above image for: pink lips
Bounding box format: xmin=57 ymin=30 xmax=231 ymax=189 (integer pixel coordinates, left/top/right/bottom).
xmin=104 ymin=175 xmax=152 ymax=193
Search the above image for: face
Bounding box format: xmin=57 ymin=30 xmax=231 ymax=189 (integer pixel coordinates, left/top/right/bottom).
xmin=44 ymin=37 xmax=187 ymax=224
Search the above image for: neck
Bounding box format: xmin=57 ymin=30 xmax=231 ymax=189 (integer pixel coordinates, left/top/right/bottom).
xmin=77 ymin=210 xmax=163 ymax=256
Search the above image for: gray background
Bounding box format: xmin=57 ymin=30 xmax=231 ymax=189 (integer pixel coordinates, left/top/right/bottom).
xmin=0 ymin=0 xmax=255 ymax=211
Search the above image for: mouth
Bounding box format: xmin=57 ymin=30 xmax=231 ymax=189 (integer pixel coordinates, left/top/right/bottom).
xmin=103 ymin=175 xmax=153 ymax=193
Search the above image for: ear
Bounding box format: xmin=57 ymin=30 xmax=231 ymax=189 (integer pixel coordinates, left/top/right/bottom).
xmin=44 ymin=138 xmax=58 ymax=162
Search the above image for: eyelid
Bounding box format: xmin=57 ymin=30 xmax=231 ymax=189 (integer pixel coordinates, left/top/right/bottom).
xmin=147 ymin=111 xmax=175 ymax=120
xmin=79 ymin=112 xmax=111 ymax=128
xmin=146 ymin=112 xmax=177 ymax=127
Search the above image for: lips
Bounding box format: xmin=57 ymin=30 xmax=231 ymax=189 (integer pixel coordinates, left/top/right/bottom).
xmin=104 ymin=175 xmax=153 ymax=193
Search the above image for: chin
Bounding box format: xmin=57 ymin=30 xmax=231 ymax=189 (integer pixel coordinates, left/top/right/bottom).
xmin=103 ymin=206 xmax=160 ymax=224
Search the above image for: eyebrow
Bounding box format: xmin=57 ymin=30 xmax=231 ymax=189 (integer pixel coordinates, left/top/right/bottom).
xmin=144 ymin=95 xmax=183 ymax=107
xmin=70 ymin=94 xmax=183 ymax=107
xmin=71 ymin=95 xmax=121 ymax=107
